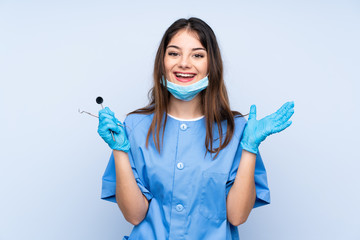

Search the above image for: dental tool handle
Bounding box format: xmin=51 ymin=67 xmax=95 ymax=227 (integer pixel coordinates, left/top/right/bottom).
xmin=109 ymin=122 xmax=116 ymax=141
xmin=110 ymin=129 xmax=116 ymax=141
xmin=96 ymin=96 xmax=115 ymax=141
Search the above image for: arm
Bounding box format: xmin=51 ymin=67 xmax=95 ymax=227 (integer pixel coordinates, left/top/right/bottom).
xmin=97 ymin=107 xmax=149 ymax=225
xmin=226 ymin=150 xmax=256 ymax=226
xmin=113 ymin=150 xmax=149 ymax=225
xmin=226 ymin=101 xmax=295 ymax=225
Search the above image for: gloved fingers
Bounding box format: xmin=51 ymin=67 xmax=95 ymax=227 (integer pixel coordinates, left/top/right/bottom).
xmin=275 ymin=101 xmax=294 ymax=116
xmin=99 ymin=108 xmax=108 ymax=116
xmin=107 ymin=123 xmax=121 ymax=134
xmin=100 ymin=133 xmax=113 ymax=143
xmin=99 ymin=115 xmax=116 ymax=125
xmin=99 ymin=112 xmax=116 ymax=121
xmin=277 ymin=108 xmax=294 ymax=126
xmin=263 ymin=103 xmax=288 ymax=123
xmin=98 ymin=127 xmax=120 ymax=138
xmin=273 ymin=101 xmax=294 ymax=122
xmin=99 ymin=107 xmax=115 ymax=117
xmin=271 ymin=120 xmax=292 ymax=134
xmin=104 ymin=107 xmax=115 ymax=116
xmin=99 ymin=118 xmax=121 ymax=133
xmin=248 ymin=105 xmax=257 ymax=121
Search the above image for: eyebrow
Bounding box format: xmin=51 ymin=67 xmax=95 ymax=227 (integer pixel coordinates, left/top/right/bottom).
xmin=167 ymin=45 xmax=206 ymax=51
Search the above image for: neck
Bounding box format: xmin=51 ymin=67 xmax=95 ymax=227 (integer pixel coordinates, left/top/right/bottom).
xmin=168 ymin=95 xmax=203 ymax=120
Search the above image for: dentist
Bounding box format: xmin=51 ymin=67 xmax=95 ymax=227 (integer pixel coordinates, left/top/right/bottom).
xmin=98 ymin=17 xmax=294 ymax=240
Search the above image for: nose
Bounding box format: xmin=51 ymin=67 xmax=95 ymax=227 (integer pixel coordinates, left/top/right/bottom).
xmin=179 ymin=56 xmax=191 ymax=69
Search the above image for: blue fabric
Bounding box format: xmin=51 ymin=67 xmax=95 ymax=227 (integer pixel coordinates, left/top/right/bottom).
xmin=101 ymin=112 xmax=270 ymax=240
xmin=161 ymin=75 xmax=209 ymax=101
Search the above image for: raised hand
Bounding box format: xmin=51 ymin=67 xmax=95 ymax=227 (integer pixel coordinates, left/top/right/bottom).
xmin=97 ymin=107 xmax=130 ymax=152
xmin=240 ymin=101 xmax=295 ymax=154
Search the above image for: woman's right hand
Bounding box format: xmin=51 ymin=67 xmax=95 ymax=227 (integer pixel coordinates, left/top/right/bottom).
xmin=97 ymin=107 xmax=130 ymax=152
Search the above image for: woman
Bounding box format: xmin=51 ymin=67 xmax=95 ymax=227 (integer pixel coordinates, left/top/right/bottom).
xmin=98 ymin=17 xmax=294 ymax=240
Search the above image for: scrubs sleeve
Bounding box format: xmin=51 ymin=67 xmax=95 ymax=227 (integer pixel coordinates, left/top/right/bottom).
xmin=101 ymin=152 xmax=117 ymax=203
xmin=226 ymin=147 xmax=271 ymax=208
xmin=101 ymin=119 xmax=153 ymax=203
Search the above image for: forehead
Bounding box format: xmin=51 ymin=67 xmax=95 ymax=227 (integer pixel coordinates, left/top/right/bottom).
xmin=167 ymin=29 xmax=204 ymax=49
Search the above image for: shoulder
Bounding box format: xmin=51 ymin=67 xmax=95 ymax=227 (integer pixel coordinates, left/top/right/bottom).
xmin=234 ymin=114 xmax=247 ymax=125
xmin=124 ymin=112 xmax=154 ymax=128
xmin=233 ymin=115 xmax=247 ymax=138
xmin=217 ymin=115 xmax=247 ymax=138
xmin=124 ymin=112 xmax=154 ymax=135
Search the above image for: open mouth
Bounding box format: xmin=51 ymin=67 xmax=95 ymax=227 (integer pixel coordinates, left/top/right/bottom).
xmin=174 ymin=72 xmax=197 ymax=82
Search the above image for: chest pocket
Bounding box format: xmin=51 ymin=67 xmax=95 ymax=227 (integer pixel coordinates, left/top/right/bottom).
xmin=199 ymin=171 xmax=228 ymax=221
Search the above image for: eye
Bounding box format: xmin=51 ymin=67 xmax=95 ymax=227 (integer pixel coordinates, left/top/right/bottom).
xmin=168 ymin=52 xmax=179 ymax=56
xmin=193 ymin=53 xmax=204 ymax=58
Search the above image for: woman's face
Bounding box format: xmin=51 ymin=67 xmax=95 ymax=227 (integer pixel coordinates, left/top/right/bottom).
xmin=164 ymin=29 xmax=208 ymax=86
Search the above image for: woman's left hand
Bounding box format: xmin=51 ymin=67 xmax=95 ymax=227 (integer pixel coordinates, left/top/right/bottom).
xmin=240 ymin=101 xmax=295 ymax=154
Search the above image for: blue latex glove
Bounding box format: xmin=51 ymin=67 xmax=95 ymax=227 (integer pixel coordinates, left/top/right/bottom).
xmin=97 ymin=107 xmax=130 ymax=152
xmin=240 ymin=101 xmax=295 ymax=154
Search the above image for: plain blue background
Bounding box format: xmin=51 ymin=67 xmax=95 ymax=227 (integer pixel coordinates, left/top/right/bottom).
xmin=0 ymin=0 xmax=359 ymax=239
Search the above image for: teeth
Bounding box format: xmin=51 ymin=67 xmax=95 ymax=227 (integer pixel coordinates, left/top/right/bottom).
xmin=175 ymin=73 xmax=196 ymax=78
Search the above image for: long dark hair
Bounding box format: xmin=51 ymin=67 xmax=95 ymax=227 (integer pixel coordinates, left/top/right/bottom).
xmin=128 ymin=17 xmax=247 ymax=159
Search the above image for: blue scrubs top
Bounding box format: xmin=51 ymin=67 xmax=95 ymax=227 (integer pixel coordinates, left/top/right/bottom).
xmin=101 ymin=112 xmax=270 ymax=240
